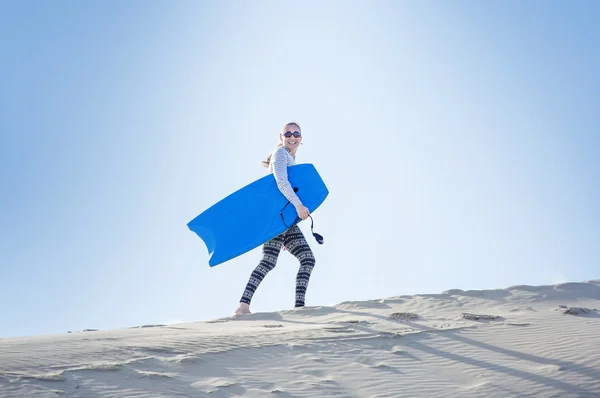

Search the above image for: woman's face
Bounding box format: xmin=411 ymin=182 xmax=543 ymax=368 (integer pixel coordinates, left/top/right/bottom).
xmin=281 ymin=124 xmax=302 ymax=152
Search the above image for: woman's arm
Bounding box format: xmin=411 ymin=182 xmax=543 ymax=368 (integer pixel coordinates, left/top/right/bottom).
xmin=272 ymin=148 xmax=303 ymax=207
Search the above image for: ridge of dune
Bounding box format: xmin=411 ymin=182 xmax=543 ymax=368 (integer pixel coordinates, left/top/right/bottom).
xmin=1 ymin=280 xmax=599 ymax=397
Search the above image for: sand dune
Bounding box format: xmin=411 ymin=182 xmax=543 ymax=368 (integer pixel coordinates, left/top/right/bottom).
xmin=1 ymin=280 xmax=599 ymax=397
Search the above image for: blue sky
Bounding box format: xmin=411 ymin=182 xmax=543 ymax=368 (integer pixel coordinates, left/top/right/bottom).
xmin=1 ymin=1 xmax=598 ymax=338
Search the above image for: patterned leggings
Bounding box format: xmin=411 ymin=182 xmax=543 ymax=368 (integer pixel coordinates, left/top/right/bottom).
xmin=240 ymin=225 xmax=316 ymax=307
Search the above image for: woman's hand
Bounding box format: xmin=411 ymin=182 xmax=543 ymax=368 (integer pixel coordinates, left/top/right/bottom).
xmin=295 ymin=204 xmax=310 ymax=220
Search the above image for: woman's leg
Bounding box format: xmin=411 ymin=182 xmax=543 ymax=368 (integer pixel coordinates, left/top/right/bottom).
xmin=239 ymin=233 xmax=285 ymax=307
xmin=283 ymin=226 xmax=316 ymax=307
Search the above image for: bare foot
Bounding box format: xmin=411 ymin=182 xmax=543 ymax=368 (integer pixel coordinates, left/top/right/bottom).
xmin=235 ymin=302 xmax=251 ymax=315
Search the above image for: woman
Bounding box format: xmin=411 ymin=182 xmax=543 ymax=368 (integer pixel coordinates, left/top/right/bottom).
xmin=235 ymin=122 xmax=316 ymax=315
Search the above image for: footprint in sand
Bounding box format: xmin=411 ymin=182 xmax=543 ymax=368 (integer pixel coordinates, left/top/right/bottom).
xmin=388 ymin=312 xmax=419 ymax=320
xmin=371 ymin=363 xmax=402 ymax=374
xmin=391 ymin=347 xmax=421 ymax=361
xmin=340 ymin=320 xmax=374 ymax=326
xmin=269 ymin=389 xmax=293 ymax=396
xmin=556 ymin=306 xmax=599 ymax=316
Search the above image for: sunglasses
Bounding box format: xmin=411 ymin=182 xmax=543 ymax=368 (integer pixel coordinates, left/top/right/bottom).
xmin=283 ymin=131 xmax=301 ymax=138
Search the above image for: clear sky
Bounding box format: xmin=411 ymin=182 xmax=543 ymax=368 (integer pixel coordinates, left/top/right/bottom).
xmin=1 ymin=1 xmax=599 ymax=338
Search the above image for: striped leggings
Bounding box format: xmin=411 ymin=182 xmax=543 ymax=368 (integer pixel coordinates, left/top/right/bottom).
xmin=240 ymin=225 xmax=316 ymax=307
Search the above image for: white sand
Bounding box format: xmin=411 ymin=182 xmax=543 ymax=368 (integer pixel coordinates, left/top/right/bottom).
xmin=1 ymin=280 xmax=599 ymax=397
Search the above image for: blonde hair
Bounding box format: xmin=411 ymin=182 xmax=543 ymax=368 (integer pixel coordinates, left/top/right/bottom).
xmin=261 ymin=122 xmax=301 ymax=167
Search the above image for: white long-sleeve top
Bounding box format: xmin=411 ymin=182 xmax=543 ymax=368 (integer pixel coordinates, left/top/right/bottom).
xmin=269 ymin=146 xmax=303 ymax=207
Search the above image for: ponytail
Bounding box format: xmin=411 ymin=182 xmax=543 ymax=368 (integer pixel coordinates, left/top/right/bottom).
xmin=261 ymin=143 xmax=283 ymax=168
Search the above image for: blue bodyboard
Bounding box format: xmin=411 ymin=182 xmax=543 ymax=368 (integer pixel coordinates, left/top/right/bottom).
xmin=188 ymin=163 xmax=329 ymax=267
